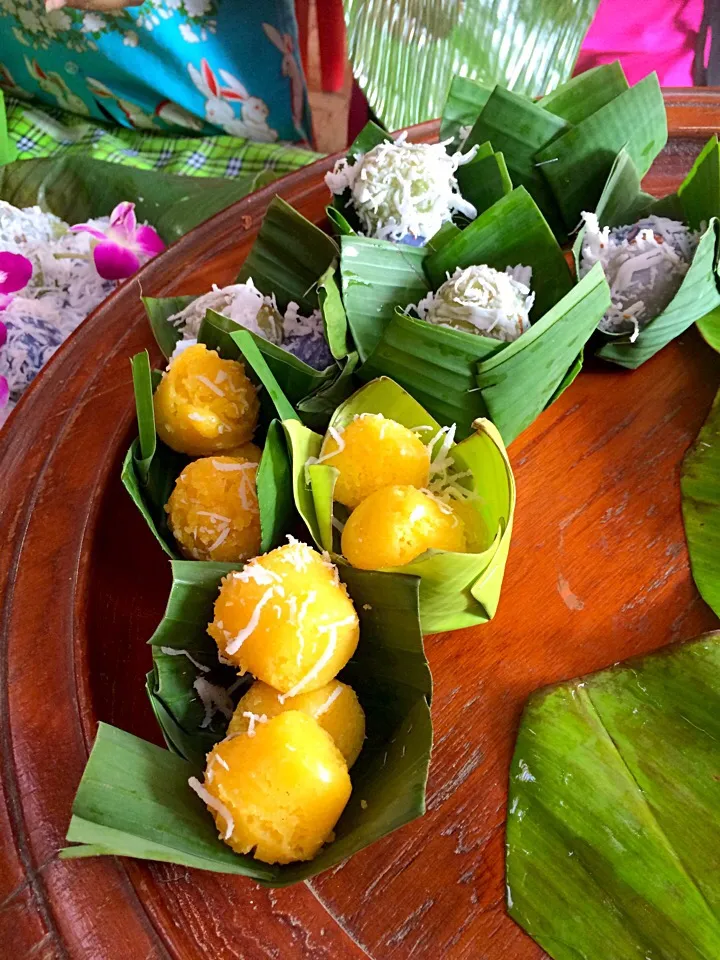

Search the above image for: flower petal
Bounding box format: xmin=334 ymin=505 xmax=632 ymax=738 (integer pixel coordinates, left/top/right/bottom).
xmin=110 ymin=201 xmax=137 ymax=239
xmin=133 ymin=224 xmax=165 ymax=258
xmin=0 ymin=320 xmax=6 ymax=349
xmin=92 ymin=240 xmax=140 ymax=281
xmin=0 ymin=375 xmax=8 ymax=409
xmin=70 ymin=223 xmax=108 ymax=242
xmin=0 ymin=294 xmax=13 ymax=313
xmin=0 ymin=252 xmax=32 ymax=294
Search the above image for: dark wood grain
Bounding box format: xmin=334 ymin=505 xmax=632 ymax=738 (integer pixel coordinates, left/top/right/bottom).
xmin=1 ymin=95 xmax=719 ymax=960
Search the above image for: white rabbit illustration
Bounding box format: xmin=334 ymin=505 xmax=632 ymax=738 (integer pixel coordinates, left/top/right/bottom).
xmin=188 ymin=58 xmax=278 ymax=142
xmin=24 ymin=58 xmax=89 ymax=115
xmin=86 ymin=77 xmax=157 ymax=130
xmin=262 ymin=23 xmax=307 ymax=141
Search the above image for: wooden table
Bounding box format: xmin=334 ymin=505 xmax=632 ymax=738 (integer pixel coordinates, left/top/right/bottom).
xmin=1 ymin=92 xmax=719 ymax=960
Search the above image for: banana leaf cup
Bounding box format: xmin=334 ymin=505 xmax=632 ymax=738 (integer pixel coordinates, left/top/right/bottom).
xmin=143 ymin=196 xmax=357 ymax=427
xmin=62 ymin=558 xmax=433 ymax=886
xmin=121 ymin=321 xmax=299 ymax=559
xmin=506 ymin=632 xmax=720 ymax=960
xmin=573 ymin=137 xmax=720 ymax=368
xmin=341 ymin=186 xmax=611 ymax=445
xmin=283 ymin=377 xmax=516 ymax=634
xmin=442 ymin=62 xmax=668 ymax=240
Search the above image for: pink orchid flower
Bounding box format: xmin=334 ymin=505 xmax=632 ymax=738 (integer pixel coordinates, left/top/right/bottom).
xmin=0 ymin=252 xmax=33 ymax=297
xmin=71 ymin=202 xmax=165 ymax=281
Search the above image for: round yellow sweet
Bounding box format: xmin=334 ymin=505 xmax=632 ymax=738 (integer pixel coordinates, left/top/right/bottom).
xmin=198 ymin=711 xmax=351 ymax=863
xmin=320 ymin=414 xmax=430 ymax=509
xmin=207 ymin=539 xmax=359 ymax=694
xmin=228 ymin=679 xmax=365 ymax=768
xmin=223 ymin=441 xmax=262 ymax=462
xmin=165 ymin=455 xmax=261 ymax=562
xmin=341 ymin=484 xmax=466 ymax=569
xmin=154 ymin=343 xmax=259 ymax=456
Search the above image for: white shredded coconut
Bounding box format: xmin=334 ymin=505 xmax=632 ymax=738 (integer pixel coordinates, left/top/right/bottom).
xmin=580 ymin=212 xmax=698 ymax=339
xmin=313 ymin=683 xmax=343 ymax=718
xmin=193 ymin=677 xmax=234 ymax=728
xmin=278 ymin=615 xmax=356 ymax=702
xmin=159 ymin=646 xmax=210 ymax=673
xmin=188 ymin=776 xmax=234 ymax=840
xmin=224 ymin=586 xmax=281 ymax=655
xmin=242 ymin=711 xmax=268 ymax=737
xmin=412 ymin=264 xmax=534 ymax=341
xmin=325 ymin=132 xmax=478 ymax=243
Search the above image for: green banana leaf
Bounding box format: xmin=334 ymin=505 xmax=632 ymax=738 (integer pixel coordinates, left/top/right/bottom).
xmin=506 ymin=632 xmax=720 ymax=960
xmin=121 ymin=325 xmax=298 ymax=558
xmin=697 ymin=306 xmax=720 ymax=353
xmin=455 ymin=143 xmax=513 ymax=219
xmin=682 ymin=387 xmax=720 ymax=620
xmin=342 ymin=189 xmax=609 ymax=444
xmin=537 ymin=61 xmax=628 ymax=125
xmin=574 ymin=140 xmax=720 ymax=368
xmin=63 ymin=559 xmax=433 ymax=886
xmin=344 ymin=0 xmax=601 ymax=130
xmin=439 ymin=76 xmax=492 ymax=148
xmin=283 ymin=377 xmax=515 ymax=633
xmin=0 ymin=92 xmax=16 ymax=165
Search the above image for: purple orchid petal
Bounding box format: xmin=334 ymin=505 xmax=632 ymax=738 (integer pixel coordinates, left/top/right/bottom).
xmin=0 ymin=375 xmax=8 ymax=409
xmin=93 ymin=240 xmax=141 ymax=281
xmin=0 ymin=252 xmax=32 ymax=294
xmin=133 ymin=224 xmax=165 ymax=258
xmin=0 ymin=293 xmax=13 ymax=312
xmin=70 ymin=223 xmax=108 ymax=242
xmin=110 ymin=201 xmax=137 ymax=239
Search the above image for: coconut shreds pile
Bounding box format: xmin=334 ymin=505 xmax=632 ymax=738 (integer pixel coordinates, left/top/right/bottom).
xmin=168 ymin=279 xmax=333 ymax=371
xmin=580 ymin=213 xmax=699 ymax=339
xmin=411 ymin=264 xmax=535 ymax=342
xmin=325 ymin=132 xmax=478 ymax=243
xmin=0 ymin=201 xmax=115 ymax=425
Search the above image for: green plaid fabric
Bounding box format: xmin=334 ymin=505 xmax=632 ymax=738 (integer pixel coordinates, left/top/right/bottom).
xmin=5 ymin=96 xmax=321 ymax=179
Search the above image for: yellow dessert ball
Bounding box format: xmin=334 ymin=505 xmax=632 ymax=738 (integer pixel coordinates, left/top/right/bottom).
xmin=207 ymin=539 xmax=359 ymax=695
xmin=154 ymin=343 xmax=259 ymax=456
xmin=320 ymin=414 xmax=430 ymax=509
xmin=165 ymin=455 xmax=261 ymax=562
xmin=342 ymin=484 xmax=466 ymax=569
xmin=194 ymin=711 xmax=351 ymax=864
xmin=228 ymin=679 xmax=365 ymax=768
xmin=223 ymin=441 xmax=262 ymax=462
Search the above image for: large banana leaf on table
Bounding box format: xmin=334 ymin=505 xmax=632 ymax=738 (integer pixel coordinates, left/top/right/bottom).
xmin=144 ymin=197 xmax=357 ymax=427
xmin=62 ymin=559 xmax=433 ymax=886
xmin=341 ymin=186 xmax=611 ymax=445
xmin=573 ymin=137 xmax=720 ymax=368
xmin=283 ymin=377 xmax=515 ymax=633
xmin=506 ymin=633 xmax=720 ymax=960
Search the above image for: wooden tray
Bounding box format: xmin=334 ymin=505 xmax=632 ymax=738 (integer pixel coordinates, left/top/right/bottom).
xmin=2 ymin=93 xmax=719 ymax=960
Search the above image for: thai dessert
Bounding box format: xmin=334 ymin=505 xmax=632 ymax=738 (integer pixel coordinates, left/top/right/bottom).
xmin=325 ymin=132 xmax=478 ymax=244
xmin=579 ymin=213 xmax=698 ymax=340
xmin=167 ymin=277 xmax=333 ymax=370
xmin=190 ymin=711 xmax=351 ymax=864
xmin=207 ymin=538 xmax=360 ymax=694
xmin=317 ymin=413 xmax=431 ymax=509
xmin=228 ymin=679 xmax=365 ymax=768
xmin=165 ymin=452 xmax=261 ymax=562
xmin=153 ymin=342 xmax=259 ymax=456
xmin=342 ymin=485 xmax=467 ymax=569
xmin=412 ymin=264 xmax=535 ymax=342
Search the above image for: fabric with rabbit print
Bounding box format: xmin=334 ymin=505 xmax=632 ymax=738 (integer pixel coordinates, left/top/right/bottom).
xmin=0 ymin=0 xmax=311 ymax=144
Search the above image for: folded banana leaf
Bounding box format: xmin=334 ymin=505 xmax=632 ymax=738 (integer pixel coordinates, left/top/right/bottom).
xmin=573 ymin=139 xmax=720 ymax=368
xmin=697 ymin=307 xmax=720 ymax=353
xmin=454 ymin=142 xmax=513 ymax=219
xmin=0 ymin=92 xmax=15 ymax=165
xmin=143 ymin=197 xmax=355 ymax=425
xmin=439 ymin=76 xmax=492 ymax=148
xmin=682 ymin=387 xmax=720 ymax=619
xmin=442 ymin=64 xmax=666 ymax=239
xmin=121 ymin=325 xmax=297 ymax=558
xmin=63 ymin=559 xmax=433 ymax=886
xmin=342 ymin=188 xmax=610 ymax=443
xmin=507 ymin=632 xmax=720 ymax=960
xmin=283 ymin=377 xmax=515 ymax=633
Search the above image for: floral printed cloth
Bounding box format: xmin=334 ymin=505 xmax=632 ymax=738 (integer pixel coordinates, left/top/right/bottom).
xmin=0 ymin=0 xmax=312 ymax=144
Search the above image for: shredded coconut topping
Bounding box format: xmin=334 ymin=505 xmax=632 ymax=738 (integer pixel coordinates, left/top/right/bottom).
xmin=193 ymin=677 xmax=234 ymax=728
xmin=325 ymin=132 xmax=478 ymax=243
xmin=313 ymin=683 xmax=343 ymax=718
xmin=242 ymin=711 xmax=269 ymax=737
xmin=159 ymin=646 xmax=210 ymax=673
xmin=188 ymin=776 xmax=235 ymax=840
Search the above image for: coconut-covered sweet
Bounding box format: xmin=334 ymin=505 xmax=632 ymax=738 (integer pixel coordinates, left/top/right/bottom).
xmin=325 ymin=133 xmax=478 ymax=244
xmin=153 ymin=343 xmax=259 ymax=456
xmin=341 ymin=484 xmax=466 ymax=569
xmin=579 ymin=213 xmax=698 ymax=338
xmin=207 ymin=539 xmax=360 ymax=695
xmin=414 ymin=264 xmax=535 ymax=341
xmin=165 ymin=454 xmax=261 ymax=562
xmin=228 ymin=679 xmax=365 ymax=768
xmin=318 ymin=414 xmax=431 ymax=510
xmin=190 ymin=711 xmax=351 ymax=863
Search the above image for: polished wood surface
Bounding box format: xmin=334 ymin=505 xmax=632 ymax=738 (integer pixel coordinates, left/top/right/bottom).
xmin=1 ymin=94 xmax=719 ymax=960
